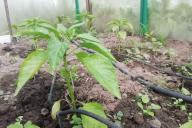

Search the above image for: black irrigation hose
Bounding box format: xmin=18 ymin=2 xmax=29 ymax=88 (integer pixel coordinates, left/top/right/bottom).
xmin=122 ymin=53 xmax=192 ymax=80
xmin=136 ymin=78 xmax=192 ymax=103
xmin=114 ymin=62 xmax=192 ymax=104
xmin=57 ymin=109 xmax=121 ymax=128
xmin=72 ymin=40 xmax=192 ymax=104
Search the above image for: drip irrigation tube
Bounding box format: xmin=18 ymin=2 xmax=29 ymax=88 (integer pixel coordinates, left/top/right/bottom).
xmin=117 ymin=52 xmax=192 ymax=80
xmin=124 ymin=54 xmax=192 ymax=80
xmin=136 ymin=77 xmax=192 ymax=103
xmin=114 ymin=62 xmax=192 ymax=104
xmin=57 ymin=109 xmax=121 ymax=128
xmin=71 ymin=40 xmax=192 ymax=104
xmin=55 ymin=40 xmax=192 ymax=128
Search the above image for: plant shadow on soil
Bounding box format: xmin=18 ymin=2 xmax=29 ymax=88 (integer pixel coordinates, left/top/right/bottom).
xmin=0 ymin=38 xmax=192 ymax=128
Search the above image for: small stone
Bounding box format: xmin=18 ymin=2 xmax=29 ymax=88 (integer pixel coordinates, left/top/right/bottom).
xmin=122 ymin=93 xmax=128 ymax=98
xmin=41 ymin=108 xmax=49 ymax=116
xmin=133 ymin=113 xmax=144 ymax=124
xmin=0 ymin=104 xmax=10 ymax=114
xmin=149 ymin=118 xmax=161 ymax=128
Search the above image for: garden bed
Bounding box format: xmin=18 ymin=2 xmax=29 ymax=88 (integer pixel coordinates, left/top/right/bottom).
xmin=0 ymin=35 xmax=192 ymax=128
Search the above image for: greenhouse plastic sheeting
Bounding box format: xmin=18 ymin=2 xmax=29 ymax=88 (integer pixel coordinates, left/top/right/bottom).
xmin=0 ymin=0 xmax=86 ymax=35
xmin=149 ymin=0 xmax=192 ymax=41
xmin=0 ymin=0 xmax=192 ymax=41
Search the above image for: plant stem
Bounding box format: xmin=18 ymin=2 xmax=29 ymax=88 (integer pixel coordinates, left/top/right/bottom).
xmin=63 ymin=54 xmax=76 ymax=109
xmin=48 ymin=72 xmax=56 ymax=105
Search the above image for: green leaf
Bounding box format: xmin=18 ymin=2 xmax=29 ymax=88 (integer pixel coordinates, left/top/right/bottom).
xmin=57 ymin=24 xmax=67 ymax=34
xmin=81 ymin=102 xmax=107 ymax=128
xmin=65 ymin=28 xmax=76 ymax=40
xmin=38 ymin=22 xmax=58 ymax=34
xmin=112 ymin=25 xmax=119 ymax=32
xmin=77 ymin=33 xmax=101 ymax=43
xmin=143 ymin=109 xmax=154 ymax=117
xmin=141 ymin=95 xmax=150 ymax=104
xmin=180 ymin=120 xmax=192 ymax=128
xmin=150 ymin=103 xmax=161 ymax=110
xmin=71 ymin=115 xmax=82 ymax=125
xmin=69 ymin=22 xmax=85 ymax=30
xmin=116 ymin=111 xmax=124 ymax=120
xmin=19 ymin=28 xmax=50 ymax=39
xmin=51 ymin=100 xmax=61 ymax=120
xmin=80 ymin=40 xmax=116 ymax=61
xmin=24 ymin=121 xmax=40 ymax=128
xmin=181 ymin=87 xmax=191 ymax=96
xmin=76 ymin=52 xmax=121 ymax=98
xmin=48 ymin=34 xmax=68 ymax=71
xmin=118 ymin=31 xmax=126 ymax=40
xmin=7 ymin=122 xmax=23 ymax=128
xmin=15 ymin=50 xmax=47 ymax=95
xmin=137 ymin=102 xmax=143 ymax=110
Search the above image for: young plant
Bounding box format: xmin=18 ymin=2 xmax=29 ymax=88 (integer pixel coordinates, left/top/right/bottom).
xmin=70 ymin=115 xmax=82 ymax=128
xmin=144 ymin=31 xmax=166 ymax=53
xmin=107 ymin=19 xmax=133 ymax=53
xmin=136 ymin=93 xmax=161 ymax=117
xmin=15 ymin=18 xmax=121 ymax=128
xmin=179 ymin=62 xmax=192 ymax=77
xmin=113 ymin=111 xmax=124 ymax=127
xmin=7 ymin=117 xmax=39 ymax=128
xmin=169 ymin=87 xmax=190 ymax=111
xmin=57 ymin=13 xmax=96 ymax=35
xmin=78 ymin=12 xmax=96 ymax=34
xmin=172 ymin=98 xmax=187 ymax=111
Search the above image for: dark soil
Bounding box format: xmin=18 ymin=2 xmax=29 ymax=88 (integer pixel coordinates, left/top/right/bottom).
xmin=0 ymin=36 xmax=192 ymax=128
xmin=113 ymin=93 xmax=190 ymax=128
xmin=0 ymin=72 xmax=70 ymax=128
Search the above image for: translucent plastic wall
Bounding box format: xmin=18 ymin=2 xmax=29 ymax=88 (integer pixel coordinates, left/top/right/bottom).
xmin=0 ymin=0 xmax=192 ymax=41
xmin=149 ymin=0 xmax=192 ymax=41
xmin=91 ymin=0 xmax=140 ymax=32
xmin=0 ymin=0 xmax=86 ymax=35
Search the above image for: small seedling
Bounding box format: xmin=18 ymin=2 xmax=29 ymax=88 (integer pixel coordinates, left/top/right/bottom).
xmin=144 ymin=31 xmax=166 ymax=54
xmin=107 ymin=19 xmax=133 ymax=53
xmin=70 ymin=115 xmax=82 ymax=128
xmin=114 ymin=111 xmax=124 ymax=121
xmin=136 ymin=93 xmax=161 ymax=117
xmin=181 ymin=87 xmax=191 ymax=96
xmin=78 ymin=12 xmax=96 ymax=34
xmin=163 ymin=48 xmax=177 ymax=59
xmin=172 ymin=98 xmax=187 ymax=111
xmin=7 ymin=116 xmax=40 ymax=128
